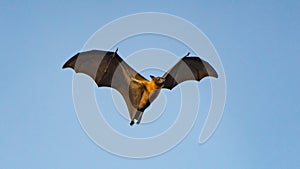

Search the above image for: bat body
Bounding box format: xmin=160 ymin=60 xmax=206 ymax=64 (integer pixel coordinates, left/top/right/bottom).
xmin=63 ymin=49 xmax=218 ymax=126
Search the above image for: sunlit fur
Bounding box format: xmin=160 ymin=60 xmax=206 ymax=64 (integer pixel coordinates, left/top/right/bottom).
xmin=131 ymin=76 xmax=165 ymax=111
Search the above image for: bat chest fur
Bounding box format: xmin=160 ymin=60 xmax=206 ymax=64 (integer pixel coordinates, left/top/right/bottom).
xmin=138 ymin=81 xmax=161 ymax=110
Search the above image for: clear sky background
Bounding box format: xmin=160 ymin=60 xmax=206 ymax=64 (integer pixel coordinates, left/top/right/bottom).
xmin=1 ymin=1 xmax=299 ymax=169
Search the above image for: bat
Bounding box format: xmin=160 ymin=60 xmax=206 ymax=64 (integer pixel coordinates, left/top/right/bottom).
xmin=63 ymin=49 xmax=218 ymax=126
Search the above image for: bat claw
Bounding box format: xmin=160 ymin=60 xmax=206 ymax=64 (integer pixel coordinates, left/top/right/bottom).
xmin=130 ymin=121 xmax=135 ymax=126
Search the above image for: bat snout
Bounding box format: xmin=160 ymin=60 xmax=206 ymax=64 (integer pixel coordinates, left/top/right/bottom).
xmin=154 ymin=77 xmax=165 ymax=86
xmin=159 ymin=78 xmax=165 ymax=84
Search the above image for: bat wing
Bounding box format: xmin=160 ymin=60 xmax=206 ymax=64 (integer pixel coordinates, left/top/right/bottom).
xmin=163 ymin=55 xmax=218 ymax=90
xmin=62 ymin=50 xmax=147 ymax=120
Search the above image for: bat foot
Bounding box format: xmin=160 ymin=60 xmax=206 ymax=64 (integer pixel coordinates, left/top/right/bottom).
xmin=136 ymin=121 xmax=140 ymax=125
xmin=130 ymin=121 xmax=135 ymax=126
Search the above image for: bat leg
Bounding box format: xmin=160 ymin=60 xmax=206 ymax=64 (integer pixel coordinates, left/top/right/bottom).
xmin=133 ymin=111 xmax=142 ymax=125
xmin=136 ymin=111 xmax=144 ymax=125
xmin=130 ymin=111 xmax=139 ymax=126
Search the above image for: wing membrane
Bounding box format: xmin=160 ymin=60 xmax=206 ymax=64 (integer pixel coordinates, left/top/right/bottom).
xmin=63 ymin=50 xmax=147 ymax=120
xmin=163 ymin=56 xmax=218 ymax=90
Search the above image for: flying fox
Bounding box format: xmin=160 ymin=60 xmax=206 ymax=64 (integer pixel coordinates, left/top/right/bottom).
xmin=63 ymin=49 xmax=218 ymax=126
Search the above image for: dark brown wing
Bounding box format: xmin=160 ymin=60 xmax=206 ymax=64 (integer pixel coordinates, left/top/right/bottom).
xmin=62 ymin=50 xmax=147 ymax=120
xmin=163 ymin=56 xmax=218 ymax=90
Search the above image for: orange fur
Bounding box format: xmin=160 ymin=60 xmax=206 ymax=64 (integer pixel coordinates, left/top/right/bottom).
xmin=133 ymin=78 xmax=162 ymax=109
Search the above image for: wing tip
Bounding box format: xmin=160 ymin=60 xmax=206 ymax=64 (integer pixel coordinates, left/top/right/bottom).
xmin=62 ymin=62 xmax=69 ymax=69
xmin=205 ymin=63 xmax=218 ymax=78
xmin=62 ymin=60 xmax=72 ymax=69
xmin=62 ymin=53 xmax=80 ymax=69
xmin=211 ymin=71 xmax=218 ymax=78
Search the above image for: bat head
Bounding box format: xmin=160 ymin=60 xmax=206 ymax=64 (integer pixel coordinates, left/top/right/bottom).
xmin=150 ymin=75 xmax=165 ymax=87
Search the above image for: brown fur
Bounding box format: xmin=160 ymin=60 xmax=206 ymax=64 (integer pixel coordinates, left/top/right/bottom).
xmin=131 ymin=78 xmax=163 ymax=110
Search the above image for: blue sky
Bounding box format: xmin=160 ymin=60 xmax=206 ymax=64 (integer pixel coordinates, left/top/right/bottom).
xmin=1 ymin=1 xmax=299 ymax=168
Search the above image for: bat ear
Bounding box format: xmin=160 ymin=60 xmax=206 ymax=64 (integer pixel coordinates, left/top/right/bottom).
xmin=150 ymin=75 xmax=155 ymax=79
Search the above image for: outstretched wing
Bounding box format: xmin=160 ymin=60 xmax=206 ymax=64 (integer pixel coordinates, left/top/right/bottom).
xmin=163 ymin=55 xmax=218 ymax=90
xmin=62 ymin=50 xmax=147 ymax=120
